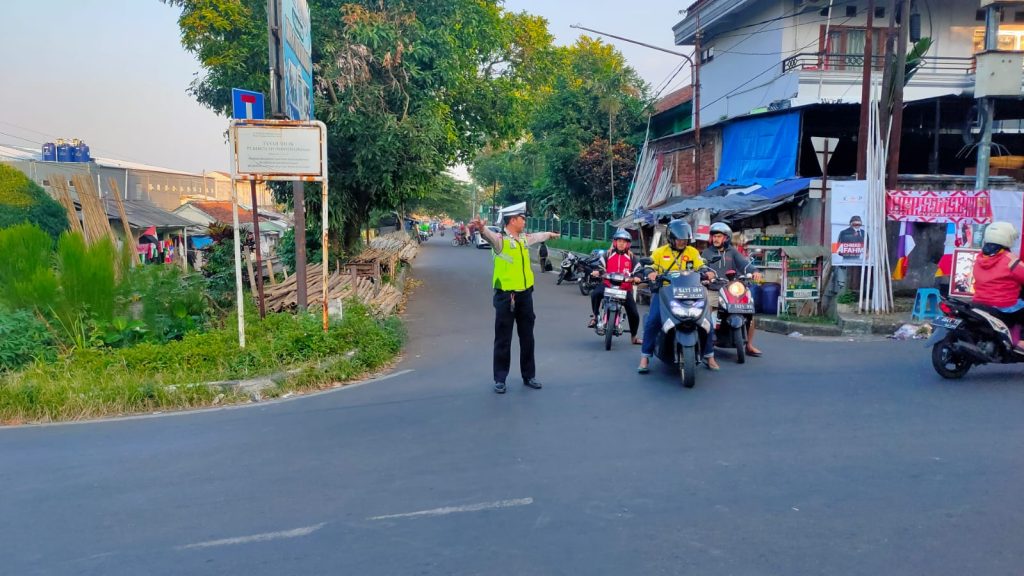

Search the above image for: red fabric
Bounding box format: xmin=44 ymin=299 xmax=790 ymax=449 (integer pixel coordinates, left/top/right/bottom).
xmin=603 ymin=251 xmax=636 ymax=289
xmin=972 ymin=251 xmax=1024 ymax=308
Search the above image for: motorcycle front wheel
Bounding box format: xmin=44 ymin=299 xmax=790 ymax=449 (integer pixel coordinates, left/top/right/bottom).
xmin=931 ymin=340 xmax=971 ymax=379
xmin=734 ymin=327 xmax=746 ymax=364
xmin=679 ymin=346 xmax=696 ymax=388
xmin=579 ymin=279 xmax=592 ymax=296
xmin=604 ymin=310 xmax=614 ymax=351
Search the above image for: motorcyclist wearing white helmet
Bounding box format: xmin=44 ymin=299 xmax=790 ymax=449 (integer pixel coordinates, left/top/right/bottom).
xmin=701 ymin=222 xmax=764 ymax=357
xmin=972 ymin=221 xmax=1024 ymax=345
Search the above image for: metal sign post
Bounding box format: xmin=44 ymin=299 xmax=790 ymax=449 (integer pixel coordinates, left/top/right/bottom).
xmin=229 ymin=119 xmax=329 ymax=339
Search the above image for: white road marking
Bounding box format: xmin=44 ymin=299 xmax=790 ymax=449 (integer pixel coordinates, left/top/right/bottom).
xmin=177 ymin=523 xmax=326 ymax=550
xmin=368 ymin=497 xmax=534 ymax=521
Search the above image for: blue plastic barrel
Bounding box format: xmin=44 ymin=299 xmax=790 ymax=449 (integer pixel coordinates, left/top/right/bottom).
xmin=41 ymin=142 xmax=56 ymax=161
xmin=749 ymin=283 xmax=763 ymax=312
xmin=56 ymin=142 xmax=72 ymax=162
xmin=69 ymin=145 xmax=80 ymax=162
xmin=760 ymin=282 xmax=781 ymax=315
xmin=78 ymin=142 xmax=90 ymax=163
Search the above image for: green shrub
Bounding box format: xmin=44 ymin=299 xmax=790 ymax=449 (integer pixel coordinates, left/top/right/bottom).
xmin=120 ymin=266 xmax=211 ymax=343
xmin=544 ymin=237 xmax=610 ymax=255
xmin=0 ymin=223 xmax=58 ymax=310
xmin=0 ymin=164 xmax=69 ymax=240
xmin=276 ymin=228 xmax=321 ymax=274
xmin=0 ymin=308 xmax=56 ymax=372
xmin=836 ymin=290 xmax=858 ymax=305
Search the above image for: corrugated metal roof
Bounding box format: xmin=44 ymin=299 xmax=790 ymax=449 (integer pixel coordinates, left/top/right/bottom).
xmin=78 ymin=198 xmax=196 ymax=229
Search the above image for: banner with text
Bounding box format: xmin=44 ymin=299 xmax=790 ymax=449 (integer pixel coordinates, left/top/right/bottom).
xmin=830 ymin=180 xmax=869 ymax=267
xmin=886 ymin=190 xmax=993 ymax=224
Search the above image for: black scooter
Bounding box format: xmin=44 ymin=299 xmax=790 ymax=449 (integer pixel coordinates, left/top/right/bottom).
xmin=926 ymin=295 xmax=1024 ymax=379
xmin=640 ymin=257 xmax=717 ymax=388
xmin=557 ymin=251 xmax=580 ymax=285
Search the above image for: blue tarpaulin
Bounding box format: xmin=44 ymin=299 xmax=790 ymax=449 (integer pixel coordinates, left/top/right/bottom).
xmin=708 ymin=111 xmax=800 ymax=190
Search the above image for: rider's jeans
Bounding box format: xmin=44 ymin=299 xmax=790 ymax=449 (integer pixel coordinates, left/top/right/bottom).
xmin=641 ymin=296 xmax=661 ymax=358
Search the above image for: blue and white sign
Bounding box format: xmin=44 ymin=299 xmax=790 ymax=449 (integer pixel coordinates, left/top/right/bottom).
xmin=231 ymin=88 xmax=266 ymax=120
xmin=281 ymin=0 xmax=314 ymax=120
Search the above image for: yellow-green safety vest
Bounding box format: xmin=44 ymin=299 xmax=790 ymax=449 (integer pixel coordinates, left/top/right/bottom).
xmin=493 ymin=235 xmax=534 ymax=291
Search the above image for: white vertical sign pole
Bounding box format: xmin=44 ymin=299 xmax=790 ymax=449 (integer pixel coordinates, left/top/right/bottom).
xmin=319 ymin=122 xmax=330 ymax=332
xmin=229 ymin=123 xmax=246 ymax=348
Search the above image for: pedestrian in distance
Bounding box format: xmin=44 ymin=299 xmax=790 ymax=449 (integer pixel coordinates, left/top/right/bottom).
xmin=471 ymin=205 xmax=560 ymax=394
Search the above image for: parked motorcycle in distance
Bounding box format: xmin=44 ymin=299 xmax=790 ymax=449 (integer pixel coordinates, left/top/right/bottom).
xmin=557 ymin=251 xmax=580 ymax=285
xmin=711 ymin=270 xmax=756 ymax=363
xmin=639 ymin=256 xmax=718 ymax=388
xmin=926 ymin=295 xmax=1024 ymax=379
xmin=594 ymin=270 xmax=633 ymax=351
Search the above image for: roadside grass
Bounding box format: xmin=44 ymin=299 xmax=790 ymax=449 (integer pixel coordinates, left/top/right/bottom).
xmin=0 ymin=301 xmax=404 ymax=424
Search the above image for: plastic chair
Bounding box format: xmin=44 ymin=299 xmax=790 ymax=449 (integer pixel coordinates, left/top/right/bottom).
xmin=911 ymin=288 xmax=942 ymax=321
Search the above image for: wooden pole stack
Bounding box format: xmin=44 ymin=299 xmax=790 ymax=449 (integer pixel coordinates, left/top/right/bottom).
xmin=71 ymin=174 xmax=114 ymax=245
xmin=107 ymin=178 xmax=137 ymax=268
xmin=49 ymin=175 xmax=83 ymax=236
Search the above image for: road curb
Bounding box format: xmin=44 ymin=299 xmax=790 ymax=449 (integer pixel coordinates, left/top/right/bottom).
xmin=756 ymin=315 xmax=842 ymax=337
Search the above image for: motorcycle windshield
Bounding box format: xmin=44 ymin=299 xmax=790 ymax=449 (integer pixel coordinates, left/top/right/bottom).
xmin=666 ymin=271 xmax=705 ymax=300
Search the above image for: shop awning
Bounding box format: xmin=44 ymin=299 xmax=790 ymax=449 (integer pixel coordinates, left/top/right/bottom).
xmin=648 ymin=177 xmax=811 ymax=222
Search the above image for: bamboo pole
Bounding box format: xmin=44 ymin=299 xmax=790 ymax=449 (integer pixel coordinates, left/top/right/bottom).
xmin=107 ymin=178 xmax=137 ymax=268
xmin=50 ymin=175 xmax=83 ymax=236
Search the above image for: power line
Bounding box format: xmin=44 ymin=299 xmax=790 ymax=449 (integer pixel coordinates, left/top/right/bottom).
xmin=653 ymin=61 xmax=689 ymax=99
xmin=698 ymin=13 xmax=860 ymax=115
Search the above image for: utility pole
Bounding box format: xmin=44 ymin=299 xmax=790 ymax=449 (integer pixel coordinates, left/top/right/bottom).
xmin=694 ymin=6 xmax=703 ymax=195
xmin=569 ymin=23 xmax=702 ymax=195
xmin=886 ymin=0 xmax=911 ymax=190
xmin=856 ymin=0 xmax=875 ymax=179
xmin=267 ymin=0 xmax=306 ymax=309
xmin=975 ymin=4 xmax=1001 ymax=191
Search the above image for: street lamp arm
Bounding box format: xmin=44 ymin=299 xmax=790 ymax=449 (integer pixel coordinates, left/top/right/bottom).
xmin=570 ymin=24 xmax=694 ymax=67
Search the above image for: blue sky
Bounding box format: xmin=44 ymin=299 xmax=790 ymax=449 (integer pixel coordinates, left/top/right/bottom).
xmin=1 ymin=0 xmax=687 ymax=174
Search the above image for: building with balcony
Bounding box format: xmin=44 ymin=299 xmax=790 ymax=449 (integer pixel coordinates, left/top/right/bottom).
xmin=673 ymin=0 xmax=995 ymax=122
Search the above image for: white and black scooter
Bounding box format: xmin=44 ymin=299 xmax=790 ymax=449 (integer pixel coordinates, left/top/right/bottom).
xmin=640 ymin=257 xmax=718 ymax=388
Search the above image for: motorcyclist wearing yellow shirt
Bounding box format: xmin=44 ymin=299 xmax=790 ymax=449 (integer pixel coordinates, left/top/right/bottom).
xmin=638 ymin=220 xmax=718 ymax=373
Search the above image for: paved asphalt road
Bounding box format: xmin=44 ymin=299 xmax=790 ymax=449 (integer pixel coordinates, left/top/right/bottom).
xmin=4 ymin=239 xmax=1024 ymax=575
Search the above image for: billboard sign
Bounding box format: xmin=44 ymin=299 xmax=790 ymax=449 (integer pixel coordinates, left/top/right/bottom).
xmin=281 ymin=0 xmax=314 ymax=120
xmin=830 ymin=180 xmax=868 ymax=267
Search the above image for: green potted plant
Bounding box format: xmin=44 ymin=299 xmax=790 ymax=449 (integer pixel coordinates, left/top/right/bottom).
xmin=836 ymin=290 xmax=858 ymax=314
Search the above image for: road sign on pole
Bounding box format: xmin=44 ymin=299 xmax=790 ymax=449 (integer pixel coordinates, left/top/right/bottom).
xmin=231 ymin=88 xmax=266 ymax=120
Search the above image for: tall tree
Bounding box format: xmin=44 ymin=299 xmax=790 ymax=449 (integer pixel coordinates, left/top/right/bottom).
xmin=160 ymin=0 xmax=550 ymax=250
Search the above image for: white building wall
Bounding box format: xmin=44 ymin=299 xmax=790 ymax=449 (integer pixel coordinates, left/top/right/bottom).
xmin=696 ymin=1 xmax=791 ymax=123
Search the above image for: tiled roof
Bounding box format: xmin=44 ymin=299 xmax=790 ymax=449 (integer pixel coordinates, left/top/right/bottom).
xmin=654 ymin=86 xmax=694 ymax=115
xmin=190 ymin=201 xmax=259 ymax=224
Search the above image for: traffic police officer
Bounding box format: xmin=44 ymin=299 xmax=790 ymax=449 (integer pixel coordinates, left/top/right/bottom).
xmin=471 ymin=205 xmax=560 ymax=394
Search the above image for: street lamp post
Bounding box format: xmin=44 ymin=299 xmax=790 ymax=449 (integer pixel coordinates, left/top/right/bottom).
xmin=570 ymin=24 xmax=702 ymax=194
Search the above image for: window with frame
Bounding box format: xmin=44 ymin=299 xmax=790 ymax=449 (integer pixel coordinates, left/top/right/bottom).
xmin=700 ymin=45 xmax=714 ymax=64
xmin=820 ymin=26 xmax=884 ymax=71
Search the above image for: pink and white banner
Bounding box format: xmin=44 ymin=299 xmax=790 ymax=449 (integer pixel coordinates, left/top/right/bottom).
xmin=885 ymin=190 xmax=993 ymax=224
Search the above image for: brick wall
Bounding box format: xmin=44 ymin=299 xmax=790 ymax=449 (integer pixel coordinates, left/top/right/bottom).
xmin=654 ymin=127 xmax=721 ymax=197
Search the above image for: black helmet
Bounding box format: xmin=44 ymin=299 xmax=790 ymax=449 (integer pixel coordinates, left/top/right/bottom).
xmin=667 ymin=220 xmax=693 ymax=246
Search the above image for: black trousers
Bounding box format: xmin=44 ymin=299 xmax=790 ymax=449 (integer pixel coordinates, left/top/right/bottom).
xmin=590 ymin=285 xmax=640 ymax=337
xmin=493 ymin=288 xmax=536 ymax=383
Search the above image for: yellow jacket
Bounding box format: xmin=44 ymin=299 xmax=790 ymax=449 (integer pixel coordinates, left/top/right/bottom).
xmin=650 ymin=243 xmax=705 ymax=274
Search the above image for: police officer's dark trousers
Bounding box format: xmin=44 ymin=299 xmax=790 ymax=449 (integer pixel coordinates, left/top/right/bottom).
xmin=493 ymin=287 xmax=535 ymax=384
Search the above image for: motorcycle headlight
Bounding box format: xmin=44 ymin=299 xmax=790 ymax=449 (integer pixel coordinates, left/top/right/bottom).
xmin=669 ymin=300 xmax=704 ymax=318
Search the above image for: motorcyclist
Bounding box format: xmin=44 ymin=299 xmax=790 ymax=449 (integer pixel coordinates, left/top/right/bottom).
xmin=587 ymin=229 xmax=642 ymax=344
xmin=971 ymin=221 xmax=1024 ymax=347
xmin=638 ymin=220 xmax=717 ymax=373
xmin=701 ymin=222 xmax=764 ymax=357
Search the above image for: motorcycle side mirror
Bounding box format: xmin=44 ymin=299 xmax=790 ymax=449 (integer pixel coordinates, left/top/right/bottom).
xmin=686 ymin=261 xmax=694 ymax=270
xmin=638 ymin=257 xmax=654 ymax=266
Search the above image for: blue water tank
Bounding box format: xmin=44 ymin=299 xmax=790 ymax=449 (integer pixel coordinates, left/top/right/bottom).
xmin=69 ymin=144 xmax=80 ymax=162
xmin=760 ymin=282 xmax=781 ymax=315
xmin=749 ymin=283 xmax=763 ymax=312
xmin=56 ymin=141 xmax=72 ymax=162
xmin=78 ymin=142 xmax=90 ymax=163
xmin=41 ymin=142 xmax=56 ymax=162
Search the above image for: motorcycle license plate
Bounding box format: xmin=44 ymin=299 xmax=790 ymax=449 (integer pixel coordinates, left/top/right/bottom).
xmin=932 ymin=317 xmax=962 ymax=330
xmin=673 ymin=286 xmax=704 ymax=299
xmin=604 ymin=288 xmax=628 ymax=300
xmin=727 ymin=303 xmax=755 ymax=314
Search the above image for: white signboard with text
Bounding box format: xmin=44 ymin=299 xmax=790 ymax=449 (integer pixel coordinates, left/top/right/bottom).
xmin=234 ymin=124 xmax=324 ymax=178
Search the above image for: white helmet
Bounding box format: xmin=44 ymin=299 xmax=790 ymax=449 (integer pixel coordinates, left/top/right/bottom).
xmin=709 ymin=222 xmax=733 ymax=237
xmin=984 ymin=221 xmax=1019 ymax=249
